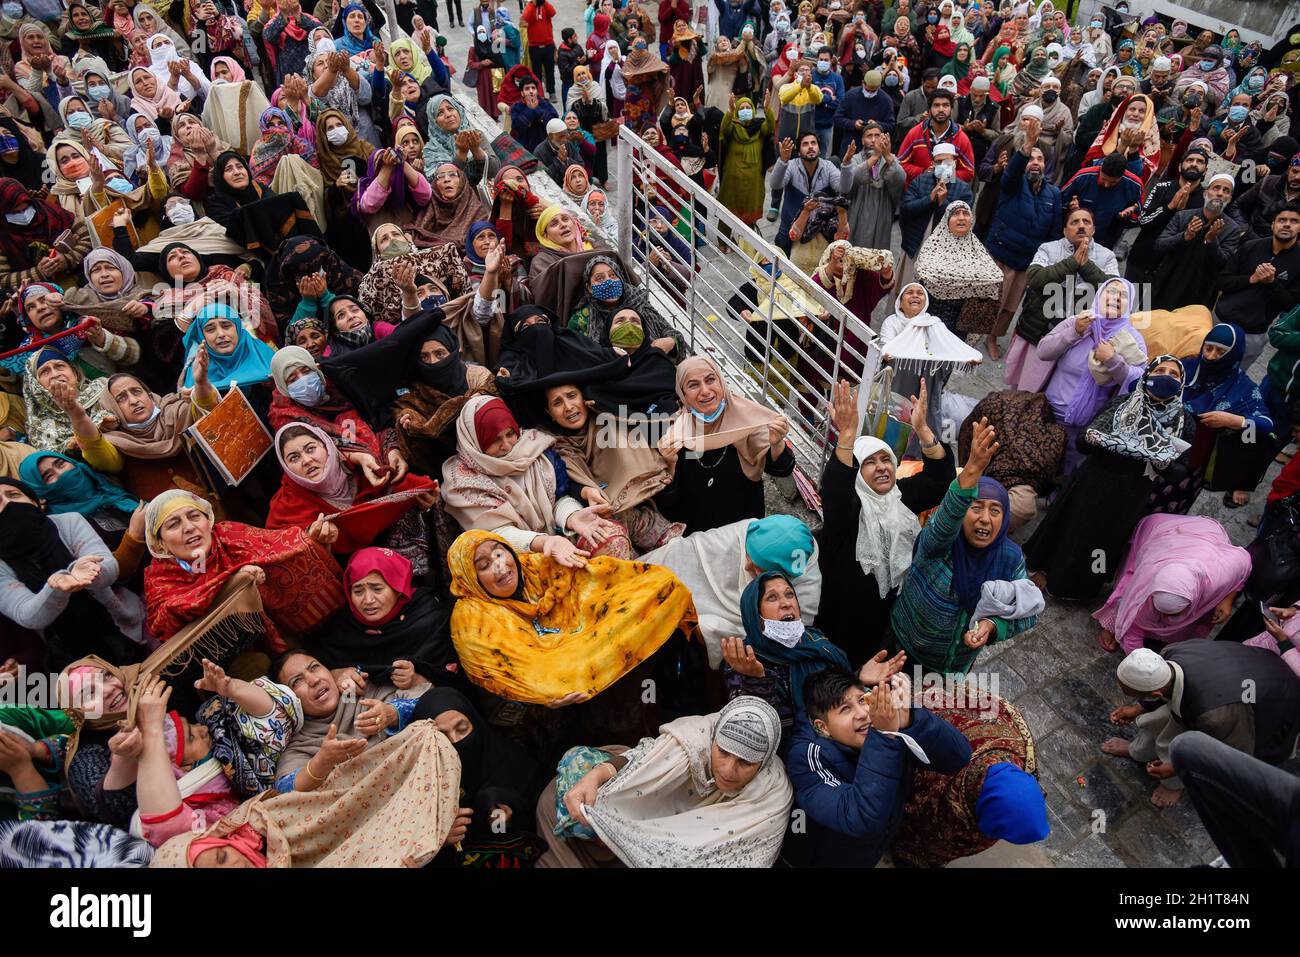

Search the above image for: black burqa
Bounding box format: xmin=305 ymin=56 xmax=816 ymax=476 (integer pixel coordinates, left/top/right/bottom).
xmin=310 ymin=587 xmax=456 ymax=685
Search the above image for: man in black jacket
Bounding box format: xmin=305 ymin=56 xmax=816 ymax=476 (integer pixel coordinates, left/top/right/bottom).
xmin=1151 ymin=172 xmax=1244 ymax=310
xmin=1238 ymin=147 xmax=1300 ymax=240
xmin=1124 ymin=147 xmax=1207 ymax=285
xmin=1213 ymin=203 xmax=1300 ymax=365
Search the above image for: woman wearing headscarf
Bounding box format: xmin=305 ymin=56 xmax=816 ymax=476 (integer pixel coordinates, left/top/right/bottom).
xmin=412 ymin=162 xmax=488 ymax=248
xmin=126 ymin=63 xmax=184 ymax=123
xmin=0 ymin=177 xmax=84 ymax=291
xmin=567 ymin=255 xmax=685 ymax=357
xmin=1177 ymin=323 xmax=1276 ymax=512
xmin=1 ymin=281 xmax=125 ymax=380
xmin=133 ymin=8 xmax=193 ymax=64
xmin=142 ymin=488 xmax=345 ymax=650
xmin=56 ymin=92 xmax=132 ymax=169
xmin=19 ymin=451 xmax=138 ymax=545
xmin=306 ymin=29 xmax=373 ymax=134
xmin=46 ymin=134 xmax=167 ymax=232
xmin=1171 ymin=44 xmax=1230 ymax=112
xmin=353 ymin=119 xmax=435 ymax=231
xmin=266 ymin=422 xmax=436 ymax=559
xmin=468 ymin=21 xmax=507 ymax=113
xmin=0 ymin=477 xmax=146 ymax=670
xmin=268 ymin=345 xmax=382 ymax=457
xmin=441 ymin=395 xmax=634 ymax=560
xmin=1025 ymin=356 xmax=1196 ymax=603
xmin=717 ymin=95 xmax=776 ymax=228
xmin=0 ymin=116 xmax=47 ymax=191
xmin=357 ymin=223 xmax=467 ymax=328
xmin=1082 ymin=91 xmax=1161 ymax=184
xmin=333 ymin=1 xmax=379 ymax=57
xmin=312 ymin=108 xmax=374 ymax=268
xmin=528 ymin=207 xmax=597 ymax=296
xmin=62 ymin=2 xmax=122 ymax=64
xmin=913 ymin=200 xmax=1003 ymax=336
xmin=264 ymin=234 xmax=363 ymax=328
xmin=810 ymin=241 xmax=893 ymax=377
xmin=655 ymin=356 xmax=793 ymax=534
xmin=21 ymin=349 xmax=111 ymax=454
xmin=149 ymin=239 xmax=278 ymax=342
xmin=250 ymin=106 xmax=318 ymax=187
xmin=179 ymin=302 xmax=276 ymax=397
xmin=488 ymin=164 xmax=543 ymax=259
xmin=421 ymin=93 xmax=470 ymax=175
xmin=121 ymin=112 xmax=184 ymax=185
xmin=889 ymin=420 xmax=1038 ymax=675
xmin=1038 ymin=277 xmax=1148 ymax=473
xmin=1093 ymin=513 xmax=1253 ymax=654
xmin=13 ymin=23 xmax=71 ymax=111
xmin=541 ymin=695 xmax=792 ymax=867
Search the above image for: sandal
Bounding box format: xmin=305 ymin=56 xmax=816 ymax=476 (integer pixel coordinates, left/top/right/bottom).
xmin=1222 ymin=492 xmax=1248 ymax=509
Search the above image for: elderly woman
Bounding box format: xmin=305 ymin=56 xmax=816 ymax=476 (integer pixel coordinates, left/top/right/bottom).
xmin=266 ymin=422 xmax=436 ymax=560
xmin=1082 ymin=92 xmax=1162 ymax=184
xmin=55 ymin=94 xmax=131 ymax=169
xmin=0 ymin=179 xmax=87 ymax=292
xmin=1094 ymin=514 xmax=1253 ymax=654
xmin=357 ymin=222 xmax=467 ymax=327
xmin=818 ymin=379 xmax=954 ymax=659
xmin=914 ymin=201 xmax=1004 ymax=336
xmin=422 ymin=94 xmax=471 ymax=176
xmin=567 ymin=255 xmax=686 ymax=360
xmin=540 ymin=696 xmax=793 ymax=867
xmin=21 ymin=350 xmax=111 ymax=453
xmin=412 ymin=162 xmax=488 ymax=248
xmin=267 ymin=346 xmax=382 ymax=461
xmin=441 ymin=396 xmax=634 ymax=561
xmin=250 ymin=106 xmax=318 ymax=187
xmin=1038 ymin=277 xmax=1148 ymax=473
xmin=0 ymin=478 xmax=146 ymax=670
xmin=141 ymin=489 xmax=345 ymax=650
xmin=1025 ymin=356 xmax=1196 ymax=602
xmin=656 ymin=356 xmax=793 ymax=534
xmin=2 ymin=281 xmax=138 ymax=381
xmin=889 ymin=419 xmax=1040 ymax=675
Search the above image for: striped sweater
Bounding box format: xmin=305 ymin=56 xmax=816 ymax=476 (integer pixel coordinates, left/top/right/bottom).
xmin=889 ymin=480 xmax=1035 ymax=674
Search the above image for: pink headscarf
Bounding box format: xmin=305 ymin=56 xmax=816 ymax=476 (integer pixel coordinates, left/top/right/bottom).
xmin=274 ymin=421 xmax=353 ymax=507
xmin=209 ymin=55 xmax=247 ymax=83
xmin=128 ymin=66 xmax=183 ymax=121
xmin=344 ymin=547 xmax=414 ymax=625
xmin=1095 ymin=514 xmax=1253 ymax=652
xmin=270 ymin=86 xmax=317 ymax=146
xmin=187 ymin=823 xmax=268 ymax=868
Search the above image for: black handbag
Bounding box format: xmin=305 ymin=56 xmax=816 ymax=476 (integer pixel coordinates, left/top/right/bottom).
xmin=1247 ymin=493 xmax=1300 ymax=599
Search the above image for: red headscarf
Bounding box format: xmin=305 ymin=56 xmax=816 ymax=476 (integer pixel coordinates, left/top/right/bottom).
xmin=473 ymin=398 xmax=519 ymax=451
xmin=0 ymin=178 xmax=75 ymax=271
xmin=344 ymin=547 xmax=414 ymax=626
xmin=187 ymin=823 xmax=268 ymax=867
xmin=931 ymin=24 xmax=956 ymax=59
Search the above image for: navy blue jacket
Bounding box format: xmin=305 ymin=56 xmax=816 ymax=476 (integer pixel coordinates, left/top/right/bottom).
xmin=833 ymin=86 xmax=898 ymax=137
xmin=510 ymin=99 xmax=559 ymax=153
xmin=813 ymin=69 xmax=845 ymax=131
xmin=986 ymin=149 xmax=1064 ymax=271
xmin=784 ymin=707 xmax=971 ymax=867
xmin=1059 ymin=154 xmax=1145 ymax=248
xmin=899 ymin=171 xmax=973 ymax=257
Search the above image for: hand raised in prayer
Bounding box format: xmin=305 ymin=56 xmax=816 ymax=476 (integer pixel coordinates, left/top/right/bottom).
xmin=318 ymin=723 xmax=367 ymax=769
xmin=306 ymin=512 xmax=340 ymax=546
xmin=1019 ymin=114 xmax=1041 ymax=147
xmin=192 ymin=344 xmax=211 ymax=388
xmin=97 ymin=97 xmax=116 ymax=121
xmin=107 ymin=727 xmax=144 ymax=760
xmin=828 ymin=378 xmax=858 ymax=438
xmin=959 ymin=417 xmax=999 ymax=487
xmin=1072 ymin=310 xmax=1094 ymax=336
xmin=168 ymin=59 xmax=185 ymax=78
xmin=128 ymin=503 xmax=147 ymax=543
xmin=194 ymin=658 xmax=237 ymax=698
xmin=722 ymin=636 xmax=765 ymax=678
xmin=909 ymin=378 xmax=935 ymax=446
xmin=1109 ymin=703 xmax=1143 ymax=725
xmin=135 ymin=675 xmax=173 ymax=726
xmin=1204 ymin=216 xmax=1225 ymax=242
xmin=444 ymin=807 xmax=473 ymax=847
xmin=392 ymin=259 xmax=418 ymax=293
xmin=779 ymin=137 xmax=795 ymax=162
xmin=48 ymin=378 xmax=82 ymax=415
xmin=963 ymin=618 xmax=995 ymax=649
xmin=540 ymin=535 xmax=590 ymax=569
xmin=869 ymin=673 xmax=911 ymax=732
xmin=858 ymin=649 xmax=906 ymax=687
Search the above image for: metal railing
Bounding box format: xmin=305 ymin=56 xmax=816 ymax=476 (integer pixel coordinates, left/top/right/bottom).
xmin=613 ymin=126 xmax=881 ymax=476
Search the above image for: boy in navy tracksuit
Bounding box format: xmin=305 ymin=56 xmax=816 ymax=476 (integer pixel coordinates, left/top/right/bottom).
xmin=784 ymin=668 xmax=971 ymax=867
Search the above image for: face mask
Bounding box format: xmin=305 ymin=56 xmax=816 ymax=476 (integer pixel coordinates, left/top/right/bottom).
xmin=420 ymin=292 xmax=446 ymax=311
xmin=66 ymin=111 xmax=92 ymax=130
xmin=139 ymin=126 xmax=161 ymax=143
xmin=1228 ymin=105 xmax=1249 ymax=123
xmin=855 ymin=46 xmax=865 ymax=58
xmin=476 ymin=28 xmax=488 ymax=41
xmin=935 ymin=162 xmax=954 ymax=182
xmin=326 ymin=125 xmax=349 ymax=146
xmin=737 ymin=107 xmax=754 ymax=122
xmin=384 ymin=237 xmax=414 ymax=257
xmin=762 ymin=617 xmax=806 ymax=648
xmin=927 ymin=13 xmax=938 ymax=23
xmin=591 ymin=277 xmax=623 ymax=301
xmin=1199 ymin=59 xmax=1214 ymax=71
xmin=125 ymin=406 xmax=162 ymax=431
xmin=167 ymin=201 xmax=195 ymax=225
xmin=106 ymin=176 xmax=134 ymax=193
xmin=1184 ymin=93 xmax=1202 ymax=108
xmin=1090 ymin=20 xmax=1102 ymax=29
xmin=885 ymin=75 xmax=899 ymax=87
xmin=1143 ymin=373 xmax=1181 ymax=401
xmin=315 ymin=37 xmax=335 ymax=54
xmin=0 ymin=132 xmax=17 ymax=153
xmin=817 ymin=60 xmax=830 ymax=74
xmin=689 ymin=399 xmax=727 ymax=423
xmin=88 ymin=83 xmax=112 ymax=101
xmin=287 ymin=371 xmax=326 ymax=406
xmin=608 ymin=322 xmax=644 ymax=349
xmin=5 ymin=206 xmax=35 ymax=226
xmin=1041 ymin=90 xmax=1058 ymax=104
xmin=1248 ymin=76 xmax=1265 ymax=91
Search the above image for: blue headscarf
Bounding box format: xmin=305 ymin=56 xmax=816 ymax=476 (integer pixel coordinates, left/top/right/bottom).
xmin=335 ymin=3 xmax=378 ymax=57
xmin=739 ymin=571 xmax=851 ymax=712
xmin=19 ymin=451 xmax=138 ymax=518
xmin=949 ymin=477 xmax=1023 ymax=614
xmin=975 ymin=762 xmax=1050 ymax=843
xmin=744 ymin=514 xmax=815 ymax=577
xmin=182 ymin=303 xmax=276 ymax=391
xmin=1181 ymin=323 xmax=1260 ymax=417
xmin=464 ymin=221 xmax=497 ymax=267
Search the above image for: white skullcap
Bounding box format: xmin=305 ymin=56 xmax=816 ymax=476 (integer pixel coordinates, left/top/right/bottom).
xmin=1040 ymin=75 xmax=1061 ymax=89
xmin=1020 ymin=104 xmax=1045 ymax=122
xmin=1153 ymin=56 xmax=1172 ymax=71
xmin=1207 ymin=172 xmax=1235 ymax=189
xmin=972 ymin=75 xmax=992 ymax=91
xmin=932 ymin=142 xmax=958 ymax=158
xmin=546 ymin=118 xmax=567 ymax=135
xmin=1116 ymin=648 xmax=1171 ymax=693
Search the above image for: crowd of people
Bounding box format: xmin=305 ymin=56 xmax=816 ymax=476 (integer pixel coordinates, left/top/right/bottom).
xmin=0 ymin=0 xmax=1297 ymax=870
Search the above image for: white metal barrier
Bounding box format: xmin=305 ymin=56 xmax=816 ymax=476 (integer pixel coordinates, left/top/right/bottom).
xmin=613 ymin=125 xmax=881 ymax=476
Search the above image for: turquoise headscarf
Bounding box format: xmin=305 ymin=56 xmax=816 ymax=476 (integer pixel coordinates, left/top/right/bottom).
xmin=744 ymin=514 xmax=815 ymax=577
xmin=182 ymin=303 xmax=276 ymax=391
xmin=19 ymin=451 xmax=139 ymax=518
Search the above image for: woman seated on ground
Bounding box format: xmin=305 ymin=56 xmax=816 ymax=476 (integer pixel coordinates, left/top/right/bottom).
xmin=656 ymin=356 xmax=794 ymax=534
xmin=1025 ymin=356 xmax=1196 ymax=603
xmin=152 ymin=718 xmax=461 ymax=867
xmin=18 ymin=452 xmax=139 ymax=548
xmin=142 ymin=489 xmax=345 ymax=652
xmin=446 ymin=529 xmax=695 ymax=707
xmin=21 ymin=350 xmax=111 ymax=454
xmin=266 ymin=422 xmax=437 ymax=559
xmin=889 ymin=419 xmax=1040 ymax=675
xmin=122 ymin=668 xmax=302 ymax=847
xmin=150 ymin=242 xmax=278 ymax=343
xmin=541 ymin=696 xmax=793 ymax=868
xmin=203 ymin=151 xmax=319 ymax=255
xmin=0 ymin=178 xmax=88 ymax=292
xmin=567 ymin=255 xmax=686 ymax=360
xmin=47 ymin=134 xmax=166 ymax=235
xmin=542 ymin=381 xmax=683 ymax=554
xmin=1093 ymin=513 xmax=1253 ymax=654
xmin=1038 ymin=276 xmax=1148 ymax=474
xmin=412 ymin=162 xmax=489 ymax=249
xmin=179 ymin=304 xmax=277 ymax=415
xmin=358 ymin=222 xmax=468 ymax=328
xmin=353 ymin=118 xmax=434 ymax=231
xmin=250 ymin=107 xmax=318 ymax=187
xmin=265 ymin=234 xmax=364 ymax=328
xmin=528 ymin=207 xmax=596 ymax=299
xmin=309 ymin=548 xmax=457 ymax=689
xmin=817 ymin=380 xmax=955 ymax=661
xmin=442 ymin=396 xmax=635 ymax=559
xmin=0 ymin=478 xmax=146 ymax=670
xmin=268 ymin=346 xmax=384 ymax=462
xmin=4 ymin=282 xmax=140 ymax=381
xmin=1179 ymin=323 xmax=1276 ymax=511
xmin=60 ymin=251 xmax=156 ymax=375
xmin=913 ymin=201 xmax=1004 ymax=337
xmin=463 ymin=222 xmax=528 ymax=341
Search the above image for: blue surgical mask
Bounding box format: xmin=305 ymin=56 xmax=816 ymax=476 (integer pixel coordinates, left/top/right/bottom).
xmin=885 ymin=75 xmax=899 ymax=87
xmin=286 ymin=371 xmax=326 ymax=406
xmin=420 ymin=293 xmax=447 ymax=311
xmin=1199 ymin=59 xmax=1215 ymax=71
xmin=737 ymin=107 xmax=754 ymax=122
xmin=689 ymin=399 xmax=727 ymax=423
xmin=1228 ymin=105 xmax=1248 ymax=123
xmin=591 ymin=277 xmax=623 ymax=301
xmin=5 ymin=206 xmax=35 ymax=226
xmin=1248 ymin=76 xmax=1265 ymax=90
xmin=87 ymin=83 xmax=112 ymax=101
xmin=927 ymin=13 xmax=938 ymax=23
xmin=817 ymin=60 xmax=830 ymax=74
xmin=66 ymin=111 xmax=93 ymax=129
xmin=125 ymin=406 xmax=163 ymax=431
xmin=0 ymin=132 xmax=18 ymax=153
xmin=106 ymin=176 xmax=135 ymax=193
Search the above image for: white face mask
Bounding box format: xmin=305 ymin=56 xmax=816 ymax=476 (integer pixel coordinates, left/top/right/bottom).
xmin=315 ymin=37 xmax=335 ymax=55
xmin=762 ymin=618 xmax=805 ymax=648
xmin=167 ymin=202 xmax=195 ymax=225
xmin=5 ymin=206 xmax=36 ymax=226
xmin=326 ymin=125 xmax=349 ymax=145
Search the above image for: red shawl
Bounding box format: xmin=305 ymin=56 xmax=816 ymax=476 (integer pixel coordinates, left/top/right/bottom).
xmin=265 ymin=470 xmax=435 ymax=554
xmin=144 ymin=522 xmax=345 ymax=651
xmin=268 ymin=387 xmax=382 ymax=458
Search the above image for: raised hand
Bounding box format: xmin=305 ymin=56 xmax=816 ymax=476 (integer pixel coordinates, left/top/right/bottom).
xmin=721 ymin=636 xmax=766 ymax=677
xmin=858 ymin=649 xmax=906 ymax=687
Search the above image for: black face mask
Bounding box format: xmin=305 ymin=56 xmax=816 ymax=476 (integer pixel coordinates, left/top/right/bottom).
xmin=1041 ymin=90 xmax=1058 ymax=104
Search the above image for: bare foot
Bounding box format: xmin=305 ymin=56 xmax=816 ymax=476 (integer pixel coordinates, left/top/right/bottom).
xmin=1150 ymin=785 xmax=1183 ymax=809
xmin=1232 ymin=490 xmax=1250 ymax=506
xmin=1101 ymin=737 xmax=1132 ymax=757
xmin=1097 ymin=628 xmax=1119 ymax=653
xmin=986 ymin=335 xmax=1002 ymax=361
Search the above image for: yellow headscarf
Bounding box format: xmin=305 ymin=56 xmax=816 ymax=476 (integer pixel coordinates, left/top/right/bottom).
xmin=535 ymin=206 xmax=593 ymax=252
xmin=447 ymin=530 xmax=696 ymax=704
xmin=388 ymin=38 xmax=432 ymax=86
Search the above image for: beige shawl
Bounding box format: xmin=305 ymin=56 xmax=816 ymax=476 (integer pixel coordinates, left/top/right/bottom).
xmin=552 ymin=409 xmax=675 ymax=513
xmin=201 ymin=80 xmax=272 ymax=156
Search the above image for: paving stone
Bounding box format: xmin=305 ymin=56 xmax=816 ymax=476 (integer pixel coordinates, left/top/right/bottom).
xmin=1107 ymin=813 xmax=1196 ymax=869
xmin=1034 ymin=725 xmax=1096 ymax=782
xmin=1013 ymin=691 xmax=1064 ymax=739
xmin=1067 ymin=762 xmax=1143 ymax=828
xmin=1057 ymin=834 xmax=1129 ymax=868
xmin=1040 ymin=673 xmax=1118 ymax=732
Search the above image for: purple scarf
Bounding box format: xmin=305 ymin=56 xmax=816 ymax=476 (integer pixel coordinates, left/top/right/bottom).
xmin=1062 ymin=277 xmax=1139 ymax=428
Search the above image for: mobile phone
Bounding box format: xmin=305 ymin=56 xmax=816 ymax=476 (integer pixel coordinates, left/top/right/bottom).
xmin=1260 ymin=602 xmax=1283 ymax=626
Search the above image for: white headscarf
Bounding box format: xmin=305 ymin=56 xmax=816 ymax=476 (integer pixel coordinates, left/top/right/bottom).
xmin=851 ymin=435 xmax=919 ymax=597
xmin=879 ymin=283 xmax=983 ymax=374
